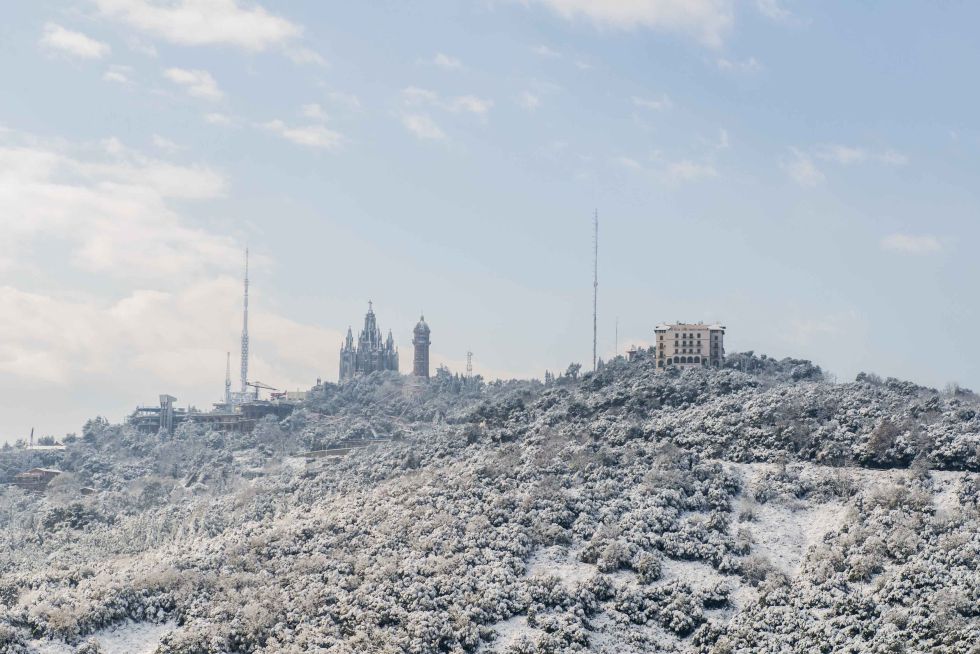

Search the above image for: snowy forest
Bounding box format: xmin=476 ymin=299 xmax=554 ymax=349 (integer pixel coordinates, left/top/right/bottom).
xmin=1 ymin=353 xmax=979 ymax=653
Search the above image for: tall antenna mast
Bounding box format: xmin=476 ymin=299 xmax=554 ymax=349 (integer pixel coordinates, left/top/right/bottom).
xmin=592 ymin=209 xmax=598 ymax=372
xmin=240 ymin=248 xmax=249 ymax=395
xmin=224 ymin=351 xmax=231 ymax=405
xmin=466 ymin=351 xmax=473 ymax=378
xmin=615 ymin=317 xmax=619 ymax=359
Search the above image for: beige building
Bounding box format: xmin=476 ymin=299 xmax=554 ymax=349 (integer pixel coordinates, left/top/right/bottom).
xmin=655 ymin=322 xmax=726 ymax=370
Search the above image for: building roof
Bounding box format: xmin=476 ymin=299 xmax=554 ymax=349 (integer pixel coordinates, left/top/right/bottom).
xmin=15 ymin=468 xmax=62 ymax=477
xmin=655 ymin=322 xmax=726 ymax=331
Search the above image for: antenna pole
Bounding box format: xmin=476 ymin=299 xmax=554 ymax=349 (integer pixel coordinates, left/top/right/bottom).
xmin=225 ymin=351 xmax=231 ymax=405
xmin=240 ymin=248 xmax=249 ymax=395
xmin=615 ymin=317 xmax=619 ymax=359
xmin=592 ymin=209 xmax=598 ymax=372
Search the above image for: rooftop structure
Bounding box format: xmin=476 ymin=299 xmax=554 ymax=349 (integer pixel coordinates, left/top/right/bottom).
xmin=13 ymin=468 xmax=61 ymax=492
xmin=654 ymin=322 xmax=726 ymax=371
xmin=339 ymin=302 xmax=399 ymax=381
xmin=129 ymin=394 xmax=294 ymax=435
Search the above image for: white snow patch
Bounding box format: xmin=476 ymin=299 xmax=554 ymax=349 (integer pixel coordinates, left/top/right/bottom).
xmin=932 ymin=470 xmax=965 ymax=516
xmin=93 ymin=620 xmax=176 ymax=654
xmin=747 ymin=500 xmax=846 ymax=575
xmin=660 ymin=558 xmax=727 ymax=591
xmin=483 ymin=615 xmax=540 ymax=652
xmin=526 ymin=545 xmax=595 ymax=585
xmin=28 ymin=621 xmax=176 ymax=654
xmin=28 ymin=641 xmax=73 ymax=654
xmin=660 ymin=558 xmax=755 ymax=617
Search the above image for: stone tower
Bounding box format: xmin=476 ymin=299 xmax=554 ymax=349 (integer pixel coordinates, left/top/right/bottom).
xmin=412 ymin=314 xmax=431 ymax=378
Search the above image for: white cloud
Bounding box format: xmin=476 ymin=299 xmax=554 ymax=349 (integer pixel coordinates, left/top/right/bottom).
xmin=632 ymin=95 xmax=672 ymax=110
xmin=783 ymin=149 xmax=824 ymax=186
xmin=402 ymin=87 xmax=493 ymax=117
xmin=0 ymin=133 xmax=233 ymax=282
xmin=518 ymin=91 xmax=541 ymax=111
xmin=301 ymin=103 xmax=328 ymax=121
xmin=103 ymin=64 xmax=133 ymax=83
xmin=401 ymin=114 xmax=446 ymax=140
xmin=877 ymin=150 xmax=909 ymax=166
xmin=526 ymin=0 xmax=733 ymax=48
xmin=164 ymin=67 xmax=223 ymax=101
xmin=716 ymin=56 xmax=762 ymax=73
xmin=402 ymin=86 xmax=439 ymax=106
xmin=616 ymin=156 xmax=643 ymax=170
xmin=0 ymin=129 xmax=353 ymax=439
xmin=716 ymin=128 xmax=730 ymax=150
xmin=533 ymin=44 xmax=562 ymax=58
xmin=328 ymin=91 xmax=362 ymax=112
xmin=126 ymin=36 xmax=158 ymax=57
xmin=204 ymin=112 xmax=235 ymax=126
xmin=880 ymin=234 xmax=942 ymax=255
xmin=39 ymin=23 xmax=111 ymax=59
xmin=433 ymin=53 xmax=462 ymax=70
xmin=0 ymin=278 xmax=341 ymax=397
xmin=665 ymin=159 xmax=717 ymax=183
xmin=93 ymin=0 xmax=300 ymax=51
xmin=285 ymin=47 xmax=327 ymax=66
xmin=755 ymin=0 xmax=791 ymax=21
xmin=151 ymin=134 xmax=182 ymax=152
xmin=816 ymin=144 xmax=908 ymax=166
xmin=262 ymin=120 xmax=342 ymax=149
xmin=448 ymin=95 xmax=493 ymax=117
xmin=617 ymin=154 xmax=717 ymax=184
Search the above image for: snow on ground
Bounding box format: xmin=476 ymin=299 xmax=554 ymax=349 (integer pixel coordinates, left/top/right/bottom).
xmin=93 ymin=620 xmax=176 ymax=654
xmin=748 ymin=500 xmax=846 ymax=575
xmin=480 ymin=615 xmax=541 ymax=653
xmin=932 ymin=470 xmax=965 ymax=515
xmin=526 ymin=544 xmax=595 ymax=585
xmin=660 ymin=558 xmax=728 ymax=592
xmin=27 ymin=641 xmax=72 ymax=654
xmin=27 ymin=621 xmax=176 ymax=654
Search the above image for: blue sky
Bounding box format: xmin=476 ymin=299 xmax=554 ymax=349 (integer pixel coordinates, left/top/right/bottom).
xmin=1 ymin=0 xmax=979 ymax=441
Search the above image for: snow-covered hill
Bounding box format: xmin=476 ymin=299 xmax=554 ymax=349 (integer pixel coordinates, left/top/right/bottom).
xmin=1 ymin=354 xmax=978 ymax=653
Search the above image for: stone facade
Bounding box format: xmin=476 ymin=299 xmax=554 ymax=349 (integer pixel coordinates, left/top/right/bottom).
xmin=655 ymin=322 xmax=725 ymax=370
xmin=412 ymin=315 xmax=431 ymax=378
xmin=340 ymin=302 xmax=399 ymax=381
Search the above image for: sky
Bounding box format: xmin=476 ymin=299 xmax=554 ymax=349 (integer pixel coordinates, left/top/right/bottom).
xmin=1 ymin=0 xmax=979 ymax=442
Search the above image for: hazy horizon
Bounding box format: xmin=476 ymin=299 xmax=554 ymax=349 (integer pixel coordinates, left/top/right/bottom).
xmin=3 ymin=1 xmax=980 ymax=442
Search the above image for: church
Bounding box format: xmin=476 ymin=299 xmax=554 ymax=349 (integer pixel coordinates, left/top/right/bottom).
xmin=339 ymin=302 xmax=399 ymax=380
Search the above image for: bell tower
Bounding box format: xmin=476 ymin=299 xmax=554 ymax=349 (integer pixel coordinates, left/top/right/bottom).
xmin=412 ymin=315 xmax=431 ymax=378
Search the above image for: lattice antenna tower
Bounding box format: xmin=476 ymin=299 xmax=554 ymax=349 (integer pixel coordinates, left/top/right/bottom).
xmin=466 ymin=351 xmax=473 ymax=378
xmin=592 ymin=209 xmax=598 ymax=372
xmin=240 ymin=248 xmax=249 ymax=395
xmin=224 ymin=351 xmax=231 ymax=405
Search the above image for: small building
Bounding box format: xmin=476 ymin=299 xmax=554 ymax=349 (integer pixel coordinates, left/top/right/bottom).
xmin=13 ymin=468 xmax=61 ymax=492
xmin=655 ymin=322 xmax=726 ymax=370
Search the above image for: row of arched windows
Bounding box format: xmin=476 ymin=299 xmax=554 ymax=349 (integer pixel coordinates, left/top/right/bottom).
xmin=666 ymin=356 xmax=702 ymax=365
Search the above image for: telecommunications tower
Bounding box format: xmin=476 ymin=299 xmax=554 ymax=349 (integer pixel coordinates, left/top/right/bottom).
xmin=224 ymin=351 xmax=231 ymax=405
xmin=240 ymin=248 xmax=249 ymax=396
xmin=592 ymin=210 xmax=598 ymax=372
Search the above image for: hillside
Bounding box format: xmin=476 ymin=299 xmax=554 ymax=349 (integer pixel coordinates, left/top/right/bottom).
xmin=1 ymin=354 xmax=978 ymax=653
